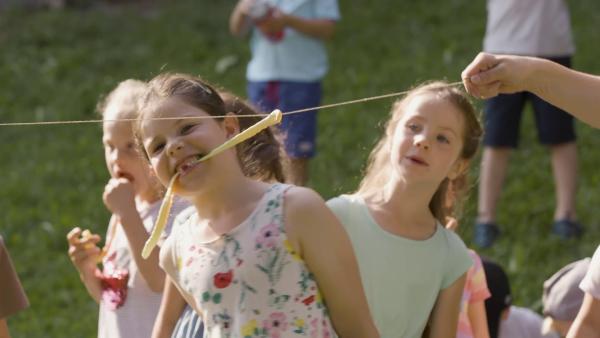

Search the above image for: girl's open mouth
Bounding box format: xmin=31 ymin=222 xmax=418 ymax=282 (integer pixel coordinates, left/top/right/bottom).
xmin=177 ymin=153 xmax=206 ymax=176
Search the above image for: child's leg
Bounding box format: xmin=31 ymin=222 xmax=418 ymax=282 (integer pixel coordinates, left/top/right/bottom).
xmin=531 ymin=56 xmax=580 ymax=238
xmin=476 ymin=92 xmax=526 ymax=247
xmin=277 ymin=81 xmax=321 ymax=186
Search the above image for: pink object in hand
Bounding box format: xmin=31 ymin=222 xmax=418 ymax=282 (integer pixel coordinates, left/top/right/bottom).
xmin=97 ymin=263 xmax=129 ymax=310
xmin=248 ymin=0 xmax=284 ymax=42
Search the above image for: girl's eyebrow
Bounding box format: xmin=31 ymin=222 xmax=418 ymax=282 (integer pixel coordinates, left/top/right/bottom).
xmin=439 ymin=126 xmax=458 ymax=138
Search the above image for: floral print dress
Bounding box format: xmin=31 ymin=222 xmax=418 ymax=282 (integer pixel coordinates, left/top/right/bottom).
xmin=160 ymin=184 xmax=337 ymax=338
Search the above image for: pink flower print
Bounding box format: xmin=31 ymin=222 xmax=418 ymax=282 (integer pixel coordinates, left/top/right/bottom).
xmin=322 ymin=320 xmax=332 ymax=338
xmin=256 ymin=223 xmax=280 ymax=249
xmin=310 ymin=318 xmax=319 ymax=338
xmin=263 ymin=312 xmax=288 ymax=338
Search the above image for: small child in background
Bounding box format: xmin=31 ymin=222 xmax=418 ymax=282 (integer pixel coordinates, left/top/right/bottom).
xmin=482 ymin=258 xmax=558 ymax=338
xmin=0 ymin=235 xmax=29 ymax=338
xmin=448 ymin=219 xmax=491 ymax=338
xmin=446 ymin=185 xmax=491 ymax=338
xmin=229 ymin=0 xmax=340 ymax=185
xmin=136 ymin=73 xmax=378 ymax=337
xmin=541 ymin=258 xmax=589 ymax=337
xmin=66 ymin=79 xmax=187 ymax=338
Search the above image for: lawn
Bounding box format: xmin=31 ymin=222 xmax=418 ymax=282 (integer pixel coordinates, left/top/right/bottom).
xmin=1 ymin=0 xmax=599 ymax=336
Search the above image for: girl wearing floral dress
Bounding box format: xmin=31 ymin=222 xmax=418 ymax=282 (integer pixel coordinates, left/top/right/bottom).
xmin=136 ymin=73 xmax=379 ymax=338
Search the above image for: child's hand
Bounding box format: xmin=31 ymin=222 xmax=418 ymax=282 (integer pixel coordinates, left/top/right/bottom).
xmin=258 ymin=8 xmax=286 ymax=33
xmin=103 ymin=178 xmax=136 ymax=217
xmin=67 ymin=227 xmax=101 ymax=275
xmin=238 ymin=0 xmax=256 ymax=15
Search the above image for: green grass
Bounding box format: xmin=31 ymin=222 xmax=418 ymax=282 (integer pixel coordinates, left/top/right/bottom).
xmin=1 ymin=1 xmax=599 ymax=336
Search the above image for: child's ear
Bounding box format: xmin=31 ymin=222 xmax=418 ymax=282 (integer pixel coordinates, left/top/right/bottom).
xmin=447 ymin=158 xmax=467 ymax=180
xmin=223 ymin=113 xmax=240 ymax=138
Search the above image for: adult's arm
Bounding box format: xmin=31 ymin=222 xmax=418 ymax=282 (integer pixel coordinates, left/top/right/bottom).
xmin=462 ymin=52 xmax=600 ymax=128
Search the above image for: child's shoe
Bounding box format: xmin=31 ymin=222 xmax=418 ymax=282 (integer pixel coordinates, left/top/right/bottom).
xmin=552 ymin=219 xmax=583 ymax=240
xmin=474 ymin=222 xmax=500 ymax=248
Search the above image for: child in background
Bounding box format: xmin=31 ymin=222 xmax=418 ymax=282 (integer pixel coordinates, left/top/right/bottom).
xmin=447 ymin=218 xmax=491 ymax=338
xmin=229 ymin=0 xmax=340 ymax=186
xmin=482 ymin=258 xmax=557 ymax=338
xmin=327 ymin=82 xmax=481 ymax=337
xmin=474 ymin=0 xmax=579 ymax=248
xmin=135 ymin=73 xmax=378 ymax=337
xmin=541 ymin=257 xmax=589 ymax=337
xmin=568 ymin=245 xmax=600 ymax=337
xmin=66 ymin=79 xmax=187 ymax=338
xmin=0 ymin=235 xmax=29 ymax=338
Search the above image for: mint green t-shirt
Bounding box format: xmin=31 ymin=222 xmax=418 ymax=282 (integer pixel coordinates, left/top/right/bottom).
xmin=327 ymin=194 xmax=472 ymax=338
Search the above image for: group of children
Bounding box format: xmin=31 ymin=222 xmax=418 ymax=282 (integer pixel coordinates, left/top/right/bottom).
xmin=63 ymin=69 xmax=488 ymax=338
xmin=56 ymin=35 xmax=600 ymax=338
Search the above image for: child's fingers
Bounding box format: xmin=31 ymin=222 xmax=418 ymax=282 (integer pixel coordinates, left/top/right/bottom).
xmin=69 ymin=245 xmax=101 ymax=264
xmin=66 ymin=227 xmax=82 ymax=245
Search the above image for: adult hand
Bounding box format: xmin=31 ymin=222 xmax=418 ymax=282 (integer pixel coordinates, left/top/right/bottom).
xmin=461 ymin=52 xmax=536 ymax=99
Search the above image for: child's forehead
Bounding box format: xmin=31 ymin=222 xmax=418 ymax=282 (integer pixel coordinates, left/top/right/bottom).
xmin=145 ymin=96 xmax=211 ymax=118
xmin=103 ymin=120 xmax=135 ymax=141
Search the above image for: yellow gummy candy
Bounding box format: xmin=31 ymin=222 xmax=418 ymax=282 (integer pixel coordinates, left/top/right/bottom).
xmin=197 ymin=109 xmax=282 ymax=163
xmin=141 ymin=173 xmax=178 ymax=259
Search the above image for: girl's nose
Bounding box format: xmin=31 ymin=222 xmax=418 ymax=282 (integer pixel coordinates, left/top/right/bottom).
xmin=414 ymin=135 xmax=430 ymax=150
xmin=167 ymin=141 xmax=184 ymax=156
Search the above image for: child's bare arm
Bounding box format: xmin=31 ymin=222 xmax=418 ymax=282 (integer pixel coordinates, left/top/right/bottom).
xmin=567 ymin=293 xmax=600 ymax=338
xmin=285 ymin=187 xmax=380 ymax=338
xmin=152 ymin=277 xmax=188 ymax=338
xmin=264 ymin=9 xmax=335 ymax=40
xmin=66 ymin=227 xmax=102 ymax=303
xmin=467 ymin=301 xmax=491 ymax=338
xmin=427 ymin=274 xmax=466 ymax=338
xmin=103 ymin=178 xmax=165 ymax=292
xmin=230 ymin=0 xmax=253 ymax=37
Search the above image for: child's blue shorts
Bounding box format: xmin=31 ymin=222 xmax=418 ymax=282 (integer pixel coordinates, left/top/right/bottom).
xmin=483 ymin=56 xmax=576 ymax=148
xmin=247 ymin=80 xmax=321 ymax=159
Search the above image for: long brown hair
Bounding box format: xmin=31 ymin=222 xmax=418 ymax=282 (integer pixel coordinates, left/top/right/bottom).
xmin=357 ymin=81 xmax=483 ymax=222
xmin=135 ymin=73 xmax=286 ymax=183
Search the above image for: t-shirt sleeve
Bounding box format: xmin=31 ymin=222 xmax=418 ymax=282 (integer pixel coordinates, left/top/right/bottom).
xmin=0 ymin=236 xmax=29 ymax=319
xmin=580 ymin=245 xmax=600 ymax=299
xmin=315 ymin=0 xmax=340 ymax=20
xmin=326 ymin=196 xmax=349 ymax=224
xmin=442 ymin=230 xmax=473 ymax=289
xmin=468 ymin=250 xmax=491 ymax=303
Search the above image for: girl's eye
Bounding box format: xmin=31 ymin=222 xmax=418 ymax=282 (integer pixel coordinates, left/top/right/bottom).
xmin=437 ymin=134 xmax=450 ymax=144
xmin=151 ymin=143 xmax=165 ymax=155
xmin=180 ymin=124 xmax=196 ymax=135
xmin=407 ymin=123 xmax=421 ymax=132
xmin=126 ymin=142 xmax=136 ymax=150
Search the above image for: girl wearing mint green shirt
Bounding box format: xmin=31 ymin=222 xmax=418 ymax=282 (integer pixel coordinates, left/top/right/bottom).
xmin=328 ymin=81 xmax=483 ymax=338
